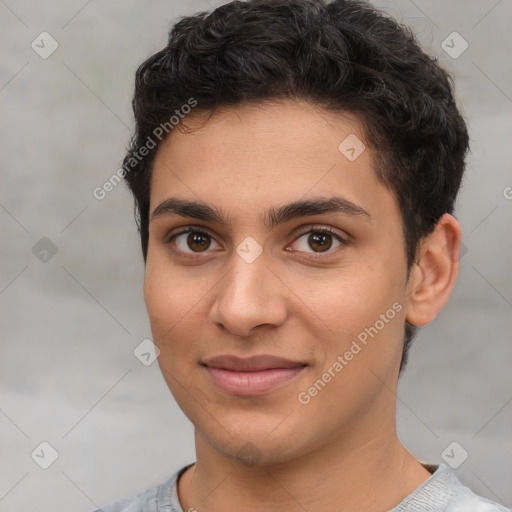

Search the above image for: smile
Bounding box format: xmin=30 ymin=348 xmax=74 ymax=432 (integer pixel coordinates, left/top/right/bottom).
xmin=202 ymin=354 xmax=308 ymax=396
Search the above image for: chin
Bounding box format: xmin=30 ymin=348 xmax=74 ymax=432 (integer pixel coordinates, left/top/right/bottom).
xmin=198 ymin=416 xmax=312 ymax=468
xmin=211 ymin=436 xmax=298 ymax=468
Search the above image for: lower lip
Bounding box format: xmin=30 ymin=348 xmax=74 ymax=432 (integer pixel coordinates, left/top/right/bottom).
xmin=204 ymin=366 xmax=306 ymax=396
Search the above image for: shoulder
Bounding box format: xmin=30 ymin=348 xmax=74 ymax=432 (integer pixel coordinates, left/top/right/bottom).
xmin=93 ymin=482 xmax=162 ymax=512
xmin=444 ymin=469 xmax=510 ymax=512
xmin=438 ymin=464 xmax=509 ymax=512
xmin=93 ymin=464 xmax=193 ymax=512
xmin=392 ymin=463 xmax=510 ymax=512
xmin=446 ymin=492 xmax=510 ymax=512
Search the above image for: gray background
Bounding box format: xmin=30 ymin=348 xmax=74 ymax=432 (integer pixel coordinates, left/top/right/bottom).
xmin=1 ymin=0 xmax=511 ymax=510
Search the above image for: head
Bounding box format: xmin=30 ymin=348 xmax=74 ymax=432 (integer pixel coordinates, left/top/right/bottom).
xmin=122 ymin=0 xmax=468 ymax=465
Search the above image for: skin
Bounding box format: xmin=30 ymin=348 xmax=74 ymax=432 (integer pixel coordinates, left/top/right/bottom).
xmin=144 ymin=98 xmax=462 ymax=512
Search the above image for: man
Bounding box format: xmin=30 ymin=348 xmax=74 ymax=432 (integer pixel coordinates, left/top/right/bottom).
xmin=95 ymin=0 xmax=509 ymax=510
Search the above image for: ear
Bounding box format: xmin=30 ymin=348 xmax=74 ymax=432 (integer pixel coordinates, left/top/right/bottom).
xmin=405 ymin=213 xmax=462 ymax=327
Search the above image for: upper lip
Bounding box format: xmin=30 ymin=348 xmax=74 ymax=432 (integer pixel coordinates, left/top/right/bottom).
xmin=202 ymin=355 xmax=307 ymax=372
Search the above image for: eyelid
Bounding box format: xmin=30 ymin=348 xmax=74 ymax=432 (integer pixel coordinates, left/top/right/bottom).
xmin=165 ymin=223 xmax=349 ymax=257
xmin=165 ymin=225 xmax=221 ymax=258
xmin=286 ymin=224 xmax=348 ymax=255
xmin=289 ymin=223 xmax=348 ymax=242
xmin=164 ymin=224 xmax=215 ymax=244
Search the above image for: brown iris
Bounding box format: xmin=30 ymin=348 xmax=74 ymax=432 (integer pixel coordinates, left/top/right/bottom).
xmin=187 ymin=232 xmax=211 ymax=252
xmin=308 ymin=232 xmax=332 ymax=252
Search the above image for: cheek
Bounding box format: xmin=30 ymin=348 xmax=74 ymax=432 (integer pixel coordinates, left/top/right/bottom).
xmin=143 ymin=255 xmax=217 ymax=369
xmin=296 ymin=281 xmax=406 ymax=421
xmin=144 ymin=258 xmax=193 ymax=343
xmin=303 ymin=264 xmax=400 ymax=324
xmin=301 ymin=265 xmax=406 ymax=368
xmin=143 ymin=260 xmax=213 ymax=423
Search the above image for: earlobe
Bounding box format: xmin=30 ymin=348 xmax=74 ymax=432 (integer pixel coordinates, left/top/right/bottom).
xmin=405 ymin=214 xmax=462 ymax=327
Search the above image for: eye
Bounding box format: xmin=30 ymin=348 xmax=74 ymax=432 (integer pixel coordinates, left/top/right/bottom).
xmin=166 ymin=225 xmax=347 ymax=258
xmin=168 ymin=228 xmax=221 ymax=255
xmin=289 ymin=227 xmax=346 ymax=254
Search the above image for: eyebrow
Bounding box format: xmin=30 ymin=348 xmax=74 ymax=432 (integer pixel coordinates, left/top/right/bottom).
xmin=151 ymin=196 xmax=371 ymax=229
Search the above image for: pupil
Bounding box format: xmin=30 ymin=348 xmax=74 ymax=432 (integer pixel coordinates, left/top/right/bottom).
xmin=188 ymin=232 xmax=210 ymax=252
xmin=309 ymin=233 xmax=331 ymax=252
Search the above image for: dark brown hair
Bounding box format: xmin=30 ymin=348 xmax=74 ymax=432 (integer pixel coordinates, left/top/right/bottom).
xmin=122 ymin=0 xmax=469 ymax=372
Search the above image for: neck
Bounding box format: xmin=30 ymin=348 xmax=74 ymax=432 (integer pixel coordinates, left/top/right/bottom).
xmin=178 ymin=405 xmax=431 ymax=512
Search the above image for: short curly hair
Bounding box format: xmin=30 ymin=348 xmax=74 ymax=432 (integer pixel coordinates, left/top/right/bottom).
xmin=121 ymin=0 xmax=469 ymax=373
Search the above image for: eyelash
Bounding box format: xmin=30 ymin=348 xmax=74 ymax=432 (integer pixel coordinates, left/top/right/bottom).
xmin=165 ymin=225 xmax=348 ymax=259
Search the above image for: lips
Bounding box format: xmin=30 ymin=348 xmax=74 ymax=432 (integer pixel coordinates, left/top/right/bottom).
xmin=202 ymin=355 xmax=307 ymax=396
xmin=203 ymin=354 xmax=306 ymax=371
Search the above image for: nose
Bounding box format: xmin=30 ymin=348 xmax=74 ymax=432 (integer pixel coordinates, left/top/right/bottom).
xmin=209 ymin=249 xmax=288 ymax=337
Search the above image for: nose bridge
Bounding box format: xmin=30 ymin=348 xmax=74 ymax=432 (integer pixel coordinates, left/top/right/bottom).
xmin=210 ymin=247 xmax=286 ymax=335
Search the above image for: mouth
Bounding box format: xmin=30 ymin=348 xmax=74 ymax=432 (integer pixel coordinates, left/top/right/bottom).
xmin=202 ymin=354 xmax=308 ymax=396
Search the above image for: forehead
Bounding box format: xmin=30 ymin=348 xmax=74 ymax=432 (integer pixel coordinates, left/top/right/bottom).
xmin=156 ymin=99 xmax=366 ymax=164
xmin=149 ymin=99 xmax=396 ymax=226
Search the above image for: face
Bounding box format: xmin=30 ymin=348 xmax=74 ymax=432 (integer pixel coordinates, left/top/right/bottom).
xmin=144 ymin=99 xmax=412 ymax=466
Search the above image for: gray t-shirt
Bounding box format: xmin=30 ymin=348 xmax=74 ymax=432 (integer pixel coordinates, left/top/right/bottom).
xmin=94 ymin=462 xmax=510 ymax=511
